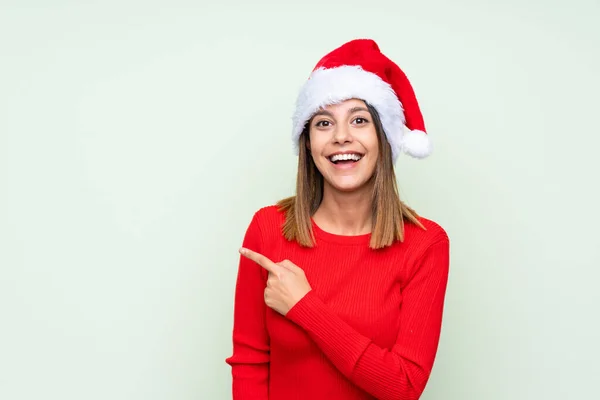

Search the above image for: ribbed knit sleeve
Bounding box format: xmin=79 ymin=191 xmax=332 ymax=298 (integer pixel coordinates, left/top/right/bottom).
xmin=225 ymin=213 xmax=270 ymax=399
xmin=285 ymin=236 xmax=450 ymax=400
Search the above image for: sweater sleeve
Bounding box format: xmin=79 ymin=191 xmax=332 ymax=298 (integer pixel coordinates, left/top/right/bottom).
xmin=285 ymin=236 xmax=450 ymax=400
xmin=225 ymin=213 xmax=270 ymax=399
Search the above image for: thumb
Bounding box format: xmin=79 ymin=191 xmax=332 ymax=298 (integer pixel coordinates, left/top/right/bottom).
xmin=278 ymin=259 xmax=302 ymax=273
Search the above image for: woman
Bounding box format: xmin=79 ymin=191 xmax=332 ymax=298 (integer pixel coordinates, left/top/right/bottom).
xmin=225 ymin=39 xmax=450 ymax=400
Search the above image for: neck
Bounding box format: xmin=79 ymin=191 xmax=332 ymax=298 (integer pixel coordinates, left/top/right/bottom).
xmin=313 ymin=183 xmax=374 ymax=236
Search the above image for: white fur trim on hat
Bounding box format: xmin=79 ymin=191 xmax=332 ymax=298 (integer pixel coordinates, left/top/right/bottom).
xmin=292 ymin=65 xmax=407 ymax=162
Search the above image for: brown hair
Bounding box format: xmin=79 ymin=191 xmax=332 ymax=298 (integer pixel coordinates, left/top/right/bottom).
xmin=277 ymin=103 xmax=425 ymax=249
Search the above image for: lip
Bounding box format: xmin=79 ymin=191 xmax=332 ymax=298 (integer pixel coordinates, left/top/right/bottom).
xmin=327 ymin=150 xmax=364 ymax=157
xmin=332 ymin=160 xmax=360 ymax=170
xmin=326 ymin=151 xmax=364 ymax=170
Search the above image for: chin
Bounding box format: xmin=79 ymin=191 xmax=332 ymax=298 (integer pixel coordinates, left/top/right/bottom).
xmin=328 ymin=179 xmax=372 ymax=193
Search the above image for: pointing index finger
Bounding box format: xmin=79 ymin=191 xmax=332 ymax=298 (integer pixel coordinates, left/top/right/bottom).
xmin=239 ymin=247 xmax=279 ymax=273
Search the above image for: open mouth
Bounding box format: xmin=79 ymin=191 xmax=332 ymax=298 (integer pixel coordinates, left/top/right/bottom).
xmin=328 ymin=153 xmax=363 ymax=165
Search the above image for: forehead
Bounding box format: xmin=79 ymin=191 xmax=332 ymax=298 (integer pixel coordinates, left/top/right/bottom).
xmin=319 ymin=98 xmax=368 ymax=113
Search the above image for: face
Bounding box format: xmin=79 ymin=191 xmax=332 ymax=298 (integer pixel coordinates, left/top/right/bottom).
xmin=307 ymin=99 xmax=379 ymax=193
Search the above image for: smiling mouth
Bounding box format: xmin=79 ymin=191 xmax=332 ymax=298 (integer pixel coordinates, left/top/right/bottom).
xmin=328 ymin=153 xmax=363 ymax=165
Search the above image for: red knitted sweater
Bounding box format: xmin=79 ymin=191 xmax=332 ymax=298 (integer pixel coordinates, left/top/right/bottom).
xmin=225 ymin=205 xmax=450 ymax=400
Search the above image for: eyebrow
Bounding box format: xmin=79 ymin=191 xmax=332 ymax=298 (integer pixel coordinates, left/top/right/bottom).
xmin=312 ymin=106 xmax=370 ymax=119
xmin=347 ymin=106 xmax=370 ymax=114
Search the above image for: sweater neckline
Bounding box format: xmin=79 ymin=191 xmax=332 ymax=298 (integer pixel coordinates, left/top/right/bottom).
xmin=310 ymin=218 xmax=372 ymax=245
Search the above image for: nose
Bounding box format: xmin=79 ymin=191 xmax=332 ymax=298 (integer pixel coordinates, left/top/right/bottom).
xmin=333 ymin=124 xmax=352 ymax=144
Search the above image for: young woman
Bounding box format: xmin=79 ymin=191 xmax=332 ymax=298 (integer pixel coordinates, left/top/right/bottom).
xmin=225 ymin=39 xmax=450 ymax=400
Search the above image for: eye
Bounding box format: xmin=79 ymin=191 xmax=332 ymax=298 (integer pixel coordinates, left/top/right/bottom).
xmin=315 ymin=120 xmax=331 ymax=127
xmin=353 ymin=117 xmax=369 ymax=124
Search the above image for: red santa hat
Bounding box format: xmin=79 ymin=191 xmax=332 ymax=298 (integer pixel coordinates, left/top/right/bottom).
xmin=292 ymin=39 xmax=432 ymax=162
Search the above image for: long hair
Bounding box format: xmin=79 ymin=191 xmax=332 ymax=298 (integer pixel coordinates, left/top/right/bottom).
xmin=277 ymin=103 xmax=425 ymax=249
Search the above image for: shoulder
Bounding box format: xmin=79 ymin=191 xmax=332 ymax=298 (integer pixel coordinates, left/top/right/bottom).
xmin=399 ymin=216 xmax=450 ymax=280
xmin=247 ymin=204 xmax=286 ymax=237
xmin=417 ymin=216 xmax=449 ymax=242
xmin=404 ymin=215 xmax=450 ymax=251
xmin=252 ymin=204 xmax=286 ymax=224
xmin=243 ymin=204 xmax=287 ymax=256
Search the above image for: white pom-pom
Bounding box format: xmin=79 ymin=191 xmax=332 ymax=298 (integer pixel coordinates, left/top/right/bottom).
xmin=401 ymin=130 xmax=432 ymax=159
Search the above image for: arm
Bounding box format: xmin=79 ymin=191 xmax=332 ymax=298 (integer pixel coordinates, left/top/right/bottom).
xmin=225 ymin=214 xmax=270 ymax=399
xmin=285 ymin=236 xmax=450 ymax=400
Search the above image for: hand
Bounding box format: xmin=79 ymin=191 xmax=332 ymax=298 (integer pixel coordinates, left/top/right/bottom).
xmin=239 ymin=247 xmax=312 ymax=316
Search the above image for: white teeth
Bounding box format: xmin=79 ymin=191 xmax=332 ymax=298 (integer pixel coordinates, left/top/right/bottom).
xmin=330 ymin=153 xmax=362 ymax=162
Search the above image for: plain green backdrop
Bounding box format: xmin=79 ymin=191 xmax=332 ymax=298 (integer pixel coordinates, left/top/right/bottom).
xmin=1 ymin=0 xmax=599 ymax=399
